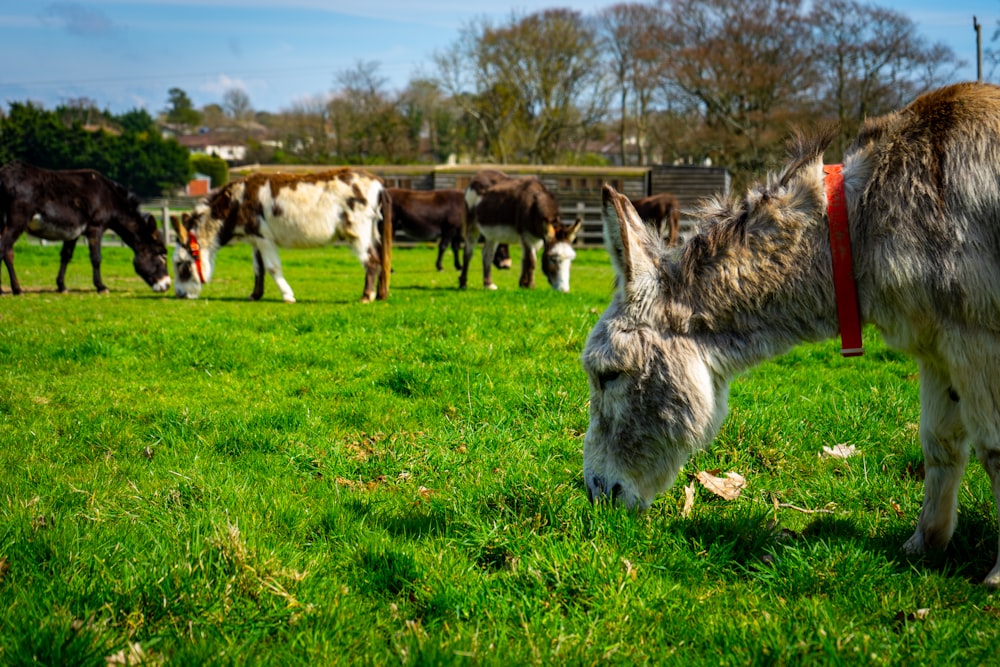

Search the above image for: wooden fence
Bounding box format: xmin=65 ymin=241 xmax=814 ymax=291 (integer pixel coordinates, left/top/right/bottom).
xmin=27 ymin=165 xmax=725 ymax=249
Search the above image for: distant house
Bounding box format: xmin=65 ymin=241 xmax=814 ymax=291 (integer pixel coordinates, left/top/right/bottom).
xmin=176 ymin=131 xmax=247 ymax=162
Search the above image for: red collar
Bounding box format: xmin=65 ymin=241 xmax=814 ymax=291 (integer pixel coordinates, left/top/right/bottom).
xmin=188 ymin=231 xmax=206 ymax=284
xmin=823 ymin=164 xmax=863 ymax=357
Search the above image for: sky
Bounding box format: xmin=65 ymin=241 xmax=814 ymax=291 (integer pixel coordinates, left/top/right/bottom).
xmin=0 ymin=1 xmax=993 ymax=116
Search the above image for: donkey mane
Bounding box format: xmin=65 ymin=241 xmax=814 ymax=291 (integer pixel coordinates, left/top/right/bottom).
xmin=665 ymin=127 xmax=839 ymax=336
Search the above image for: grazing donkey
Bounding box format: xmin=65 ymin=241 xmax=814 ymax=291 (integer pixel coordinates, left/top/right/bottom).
xmin=462 ymin=174 xmax=581 ymax=292
xmin=581 ymin=82 xmax=1000 ymax=587
xmin=0 ymin=161 xmax=171 ymax=295
xmin=172 ymin=169 xmax=391 ymax=303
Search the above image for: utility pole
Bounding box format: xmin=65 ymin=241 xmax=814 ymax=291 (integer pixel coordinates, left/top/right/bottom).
xmin=975 ymin=16 xmax=983 ymax=83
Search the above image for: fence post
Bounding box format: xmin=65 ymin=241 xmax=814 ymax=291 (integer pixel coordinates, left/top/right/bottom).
xmin=162 ymin=205 xmax=171 ymax=245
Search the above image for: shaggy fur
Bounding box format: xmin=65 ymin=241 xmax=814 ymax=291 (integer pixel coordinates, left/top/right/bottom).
xmin=172 ymin=169 xmax=391 ymax=303
xmin=582 ymin=82 xmax=1000 ymax=587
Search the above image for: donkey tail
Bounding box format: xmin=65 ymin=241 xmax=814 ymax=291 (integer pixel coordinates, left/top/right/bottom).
xmin=377 ymin=185 xmax=392 ymax=300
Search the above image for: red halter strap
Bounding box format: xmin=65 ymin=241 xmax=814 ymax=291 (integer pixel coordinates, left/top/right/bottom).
xmin=188 ymin=230 xmax=206 ymax=284
xmin=823 ymin=164 xmax=863 ymax=357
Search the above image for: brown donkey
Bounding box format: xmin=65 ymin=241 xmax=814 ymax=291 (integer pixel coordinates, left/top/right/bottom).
xmin=582 ymin=82 xmax=1000 ymax=586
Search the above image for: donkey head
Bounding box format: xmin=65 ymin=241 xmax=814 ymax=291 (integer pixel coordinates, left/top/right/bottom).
xmin=581 ymin=187 xmax=730 ymax=509
xmin=171 ymin=209 xmax=214 ymax=299
xmin=131 ymin=212 xmax=171 ymax=292
xmin=582 ymin=136 xmax=833 ymax=510
xmin=542 ymin=218 xmax=583 ymax=292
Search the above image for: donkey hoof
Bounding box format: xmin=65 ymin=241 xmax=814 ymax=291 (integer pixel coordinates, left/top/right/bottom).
xmin=985 ymin=569 xmax=1000 ymax=589
xmin=485 ymin=283 xmax=498 ymax=291
xmin=902 ymin=532 xmax=927 ymax=556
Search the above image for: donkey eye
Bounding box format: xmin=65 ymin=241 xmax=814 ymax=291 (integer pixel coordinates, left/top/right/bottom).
xmin=597 ymin=371 xmax=622 ymax=390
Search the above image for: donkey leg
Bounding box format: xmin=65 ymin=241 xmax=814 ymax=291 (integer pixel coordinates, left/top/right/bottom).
xmin=519 ymin=239 xmax=540 ymax=289
xmin=451 ymin=234 xmax=463 ymax=271
xmin=481 ymin=239 xmax=499 ymax=290
xmin=958 ymin=348 xmax=1000 ymax=586
xmin=1 ymin=244 xmax=17 ymax=295
xmin=85 ymin=231 xmax=108 ymax=293
xmin=250 ymin=248 xmax=266 ymax=301
xmin=57 ymin=238 xmax=78 ymax=293
xmin=435 ymin=234 xmax=448 ymax=272
xmin=932 ymin=337 xmax=1000 ymax=587
xmin=0 ymin=238 xmax=17 ymax=295
xmin=903 ymin=360 xmax=968 ymax=556
xmin=0 ymin=215 xmax=26 ymax=295
xmin=974 ymin=444 xmax=1000 ymax=587
xmin=360 ymin=242 xmax=386 ymax=303
xmin=435 ymin=241 xmax=445 ymax=272
xmin=458 ymin=223 xmax=478 ymax=289
xmin=252 ymin=239 xmax=295 ymax=303
xmin=494 ymin=244 xmax=512 ymax=269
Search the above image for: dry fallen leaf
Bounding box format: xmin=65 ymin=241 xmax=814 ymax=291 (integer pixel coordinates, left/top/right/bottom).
xmin=822 ymin=443 xmax=858 ymax=459
xmin=889 ymin=499 xmax=905 ymax=517
xmin=695 ymin=471 xmax=746 ymax=500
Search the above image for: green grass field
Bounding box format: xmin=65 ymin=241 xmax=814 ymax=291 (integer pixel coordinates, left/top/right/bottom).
xmin=1 ymin=240 xmax=998 ymax=666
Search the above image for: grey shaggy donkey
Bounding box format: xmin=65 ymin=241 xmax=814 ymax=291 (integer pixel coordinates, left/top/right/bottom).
xmin=582 ymin=82 xmax=1000 ymax=587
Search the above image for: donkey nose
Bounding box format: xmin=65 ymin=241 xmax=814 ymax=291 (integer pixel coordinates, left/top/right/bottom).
xmin=587 ymin=474 xmax=623 ymax=504
xmin=586 ymin=474 xmax=604 ymax=504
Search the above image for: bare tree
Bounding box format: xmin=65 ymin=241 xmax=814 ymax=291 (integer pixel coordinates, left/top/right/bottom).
xmin=809 ymin=0 xmax=963 ymax=157
xmin=598 ymin=3 xmax=668 ymax=165
xmin=222 ymin=88 xmax=253 ymax=125
xmin=435 ymin=9 xmax=607 ymax=164
xmin=331 ymin=60 xmax=409 ymax=162
xmin=435 ymin=23 xmax=530 ymax=163
xmin=273 ymin=94 xmax=332 ymax=164
xmin=656 ymin=0 xmax=817 ymax=177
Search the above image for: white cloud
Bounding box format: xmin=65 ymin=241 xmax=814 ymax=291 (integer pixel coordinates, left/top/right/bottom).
xmin=198 ymin=74 xmax=248 ymax=97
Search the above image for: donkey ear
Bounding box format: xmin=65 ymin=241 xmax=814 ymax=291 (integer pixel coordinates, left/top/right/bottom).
xmin=567 ymin=217 xmax=583 ymax=239
xmin=602 ymin=185 xmax=659 ymax=296
xmin=169 ymin=215 xmax=189 ymax=245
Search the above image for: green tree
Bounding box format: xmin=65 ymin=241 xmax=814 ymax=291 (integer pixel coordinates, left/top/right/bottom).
xmin=164 ymin=87 xmax=202 ymax=128
xmin=0 ymin=102 xmax=190 ymax=196
xmin=117 ymin=108 xmax=158 ymax=135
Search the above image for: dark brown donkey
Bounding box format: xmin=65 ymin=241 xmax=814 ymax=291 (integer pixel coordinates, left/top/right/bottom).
xmin=388 ymin=187 xmax=466 ymax=271
xmin=0 ymin=161 xmax=170 ymax=295
xmin=630 ymin=192 xmax=681 ymax=246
